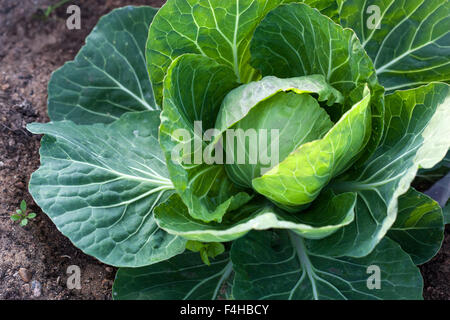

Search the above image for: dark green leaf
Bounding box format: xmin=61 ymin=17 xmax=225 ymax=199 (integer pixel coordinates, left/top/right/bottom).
xmin=48 ymin=6 xmax=158 ymax=124
xmin=339 ymin=0 xmax=450 ymax=92
xmin=28 ymin=111 xmax=186 ymax=267
xmin=113 ymin=251 xmax=232 ymax=300
xmin=231 ymin=230 xmax=423 ymax=300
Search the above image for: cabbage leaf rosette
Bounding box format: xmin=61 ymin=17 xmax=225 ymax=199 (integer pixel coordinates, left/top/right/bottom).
xmin=28 ymin=1 xmax=450 ymax=300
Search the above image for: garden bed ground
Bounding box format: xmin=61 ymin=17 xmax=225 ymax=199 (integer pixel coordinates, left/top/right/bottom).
xmin=0 ymin=0 xmax=448 ymax=300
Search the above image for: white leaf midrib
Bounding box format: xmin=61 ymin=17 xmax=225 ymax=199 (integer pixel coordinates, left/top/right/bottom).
xmin=288 ymin=232 xmax=319 ymax=300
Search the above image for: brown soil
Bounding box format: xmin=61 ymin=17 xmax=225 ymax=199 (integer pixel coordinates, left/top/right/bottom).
xmin=0 ymin=0 xmax=165 ymax=300
xmin=0 ymin=0 xmax=448 ymax=300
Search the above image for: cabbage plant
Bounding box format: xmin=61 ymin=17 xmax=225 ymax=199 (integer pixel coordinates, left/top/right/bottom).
xmin=28 ymin=0 xmax=450 ymax=300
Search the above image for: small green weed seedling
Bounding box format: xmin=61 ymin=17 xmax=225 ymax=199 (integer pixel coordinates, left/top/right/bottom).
xmin=11 ymin=200 xmax=37 ymax=227
xmin=44 ymin=0 xmax=72 ymax=17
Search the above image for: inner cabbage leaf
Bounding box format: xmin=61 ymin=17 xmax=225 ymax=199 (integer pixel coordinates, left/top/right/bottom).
xmin=224 ymin=92 xmax=334 ymax=188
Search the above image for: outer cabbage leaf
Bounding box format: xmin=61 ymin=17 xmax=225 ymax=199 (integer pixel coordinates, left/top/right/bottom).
xmin=339 ymin=0 xmax=450 ymax=92
xmin=308 ymin=82 xmax=450 ymax=257
xmin=113 ymin=251 xmax=232 ymax=300
xmin=387 ymin=188 xmax=444 ymax=265
xmin=49 ymin=6 xmax=158 ymax=124
xmin=155 ymin=191 xmax=356 ymax=242
xmin=147 ymin=0 xmax=296 ymax=105
xmin=159 ymin=54 xmax=251 ymax=223
xmin=231 ymin=231 xmax=423 ymax=300
xmin=250 ymin=2 xmax=385 ymax=162
xmin=28 ymin=112 xmax=186 ymax=267
xmin=252 ymin=89 xmax=371 ymax=207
